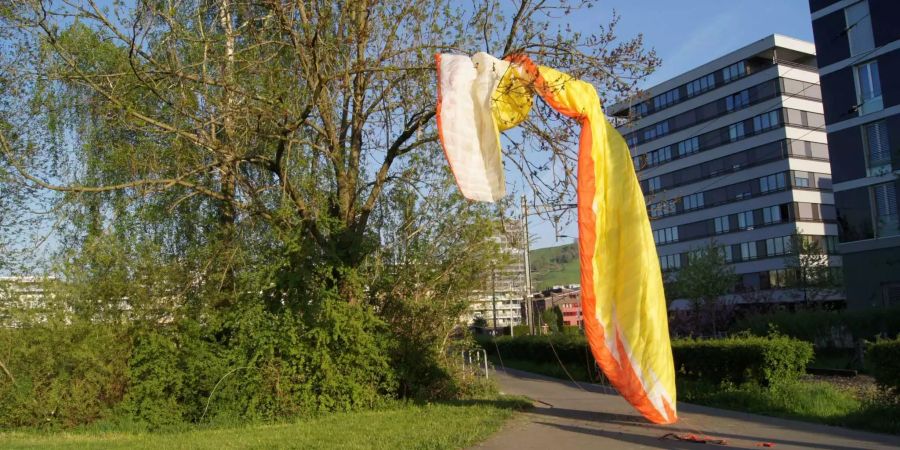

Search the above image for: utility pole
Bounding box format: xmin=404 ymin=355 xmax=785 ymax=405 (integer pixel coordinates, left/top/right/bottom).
xmin=490 ymin=266 xmax=498 ymax=336
xmin=521 ymin=195 xmax=534 ymax=335
xmin=516 ymin=196 xmax=576 ymax=336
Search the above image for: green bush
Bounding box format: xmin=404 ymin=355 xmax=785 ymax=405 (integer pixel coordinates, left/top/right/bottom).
xmin=484 ymin=335 xmax=593 ymax=369
xmin=867 ymin=338 xmax=900 ymax=395
xmin=561 ymin=326 xmax=583 ymax=336
xmin=0 ymin=322 xmax=130 ymax=428
xmin=672 ymin=335 xmax=813 ymax=386
xmin=484 ymin=333 xmax=813 ymax=386
xmin=732 ymin=307 xmax=900 ymax=348
xmin=512 ymin=325 xmax=531 ymax=337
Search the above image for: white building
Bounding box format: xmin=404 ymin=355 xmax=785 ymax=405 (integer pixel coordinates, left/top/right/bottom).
xmin=609 ymin=35 xmax=842 ymax=300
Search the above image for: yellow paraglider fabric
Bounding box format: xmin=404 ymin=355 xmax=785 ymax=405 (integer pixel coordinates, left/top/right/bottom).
xmin=506 ymin=55 xmax=676 ymax=424
xmin=435 ymin=52 xmax=677 ymax=424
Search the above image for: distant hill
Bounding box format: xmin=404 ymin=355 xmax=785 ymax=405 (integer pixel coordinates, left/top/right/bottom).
xmin=529 ymin=242 xmax=581 ymax=290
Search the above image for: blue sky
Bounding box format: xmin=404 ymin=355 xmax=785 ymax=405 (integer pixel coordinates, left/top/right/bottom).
xmin=528 ymin=0 xmax=815 ymax=249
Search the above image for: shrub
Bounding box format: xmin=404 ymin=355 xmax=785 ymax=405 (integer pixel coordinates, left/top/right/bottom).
xmin=485 ymin=335 xmax=593 ymax=369
xmin=0 ymin=322 xmax=130 ymax=428
xmin=484 ymin=333 xmax=813 ymax=387
xmin=732 ymin=307 xmax=900 ymax=348
xmin=672 ymin=335 xmax=813 ymax=386
xmin=867 ymin=338 xmax=900 ymax=395
xmin=561 ymin=326 xmax=583 ymax=336
xmin=512 ymin=325 xmax=531 ymax=337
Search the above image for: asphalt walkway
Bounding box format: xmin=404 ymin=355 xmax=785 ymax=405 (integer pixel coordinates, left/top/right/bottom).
xmin=474 ymin=368 xmax=899 ymax=449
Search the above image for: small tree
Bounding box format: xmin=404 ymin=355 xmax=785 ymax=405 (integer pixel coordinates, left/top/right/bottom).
xmin=784 ymin=232 xmax=843 ymax=305
xmin=541 ymin=305 xmax=563 ymax=333
xmin=674 ymin=242 xmax=738 ymax=337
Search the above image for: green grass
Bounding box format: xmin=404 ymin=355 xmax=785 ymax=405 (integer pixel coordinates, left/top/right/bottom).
xmin=678 ymin=379 xmax=900 ymax=435
xmin=529 ymin=243 xmax=580 ymax=290
xmin=0 ymin=399 xmax=530 ymax=449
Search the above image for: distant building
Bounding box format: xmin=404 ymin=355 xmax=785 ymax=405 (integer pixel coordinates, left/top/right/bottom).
xmin=464 ymin=222 xmax=526 ymax=332
xmin=529 ymin=287 xmax=582 ymax=328
xmin=807 ymin=0 xmax=900 ymax=308
xmin=609 ymin=34 xmax=843 ymax=305
xmin=0 ymin=277 xmax=52 ymax=326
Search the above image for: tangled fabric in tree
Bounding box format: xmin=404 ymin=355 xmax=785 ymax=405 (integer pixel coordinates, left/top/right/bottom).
xmin=436 ymin=53 xmax=678 ymax=425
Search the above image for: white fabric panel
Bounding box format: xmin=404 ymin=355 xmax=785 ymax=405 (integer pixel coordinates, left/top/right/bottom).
xmin=437 ymin=53 xmax=509 ymax=202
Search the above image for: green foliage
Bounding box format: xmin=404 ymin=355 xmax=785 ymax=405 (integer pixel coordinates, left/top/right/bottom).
xmin=484 ymin=335 xmax=593 ymax=369
xmin=867 ymin=338 xmax=900 ymax=395
xmin=485 ymin=333 xmax=813 ymax=387
xmin=0 ymin=322 xmax=129 ymax=428
xmin=732 ymin=307 xmax=900 ymax=348
xmin=672 ymin=242 xmax=738 ymax=335
xmin=561 ymin=326 xmax=583 ymax=336
xmin=529 ymin=243 xmax=581 ymax=290
xmin=672 ymin=335 xmax=813 ymax=386
xmin=512 ymin=325 xmax=531 ymax=337
xmin=541 ymin=306 xmax=563 ymax=333
xmin=120 ymin=299 xmax=397 ymax=429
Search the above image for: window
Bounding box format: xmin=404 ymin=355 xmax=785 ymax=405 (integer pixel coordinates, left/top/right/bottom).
xmin=687 ymin=73 xmax=715 ymax=97
xmin=769 ymin=269 xmax=789 ymax=288
xmin=677 ymin=137 xmax=700 ymax=157
xmin=714 ymin=216 xmax=730 ymax=234
xmin=726 ymin=90 xmax=750 ymax=112
xmin=683 ymin=193 xmax=704 ymax=211
xmin=845 ymin=1 xmax=874 ymax=56
xmin=760 ymin=173 xmax=786 ymax=193
xmin=653 ymin=89 xmax=679 ymax=110
xmin=855 ymin=61 xmax=882 ymax=114
xmin=873 ymin=183 xmax=899 ymax=238
xmin=738 ymin=211 xmax=754 ymax=230
xmin=632 ymin=103 xmax=648 ymax=118
xmin=644 ymin=121 xmax=669 ymax=140
xmin=729 ymin=122 xmax=745 ymax=142
xmin=658 ymin=146 xmax=672 ymax=164
xmin=650 ymin=200 xmax=677 ymax=218
xmin=753 ymin=110 xmax=780 ymax=132
xmin=765 ymin=236 xmax=792 ymax=257
xmin=762 ymin=205 xmax=782 ymax=224
xmin=659 ymin=254 xmax=681 ymax=271
xmin=721 ymin=246 xmax=733 ymax=263
xmin=740 ymin=242 xmax=757 ymax=260
xmin=626 ymin=135 xmax=638 ymax=147
xmin=654 ymin=226 xmax=679 ymax=244
xmin=722 ymin=61 xmax=746 ymax=83
xmin=793 ymin=171 xmax=811 ymax=188
xmin=648 ymin=177 xmax=661 ymax=193
xmin=863 ymin=121 xmax=891 ymax=176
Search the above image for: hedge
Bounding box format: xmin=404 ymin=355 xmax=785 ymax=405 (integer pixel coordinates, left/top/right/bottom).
xmin=672 ymin=335 xmax=813 ymax=386
xmin=731 ymin=307 xmax=900 ymax=348
xmin=867 ymin=338 xmax=900 ymax=394
xmin=483 ymin=334 xmax=813 ymax=386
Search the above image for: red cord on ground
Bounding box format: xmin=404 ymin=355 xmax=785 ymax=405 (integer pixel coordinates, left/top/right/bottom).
xmin=660 ymin=432 xmax=728 ymax=445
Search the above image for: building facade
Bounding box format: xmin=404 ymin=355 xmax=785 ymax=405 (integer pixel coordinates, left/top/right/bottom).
xmin=464 ymin=222 xmax=526 ymax=331
xmin=808 ymin=0 xmax=900 ymax=308
xmin=609 ymin=34 xmax=842 ymax=302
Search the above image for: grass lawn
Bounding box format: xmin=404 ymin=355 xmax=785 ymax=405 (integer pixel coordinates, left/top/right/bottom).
xmin=494 ymin=357 xmax=900 ymax=435
xmin=0 ymin=398 xmax=529 ymax=449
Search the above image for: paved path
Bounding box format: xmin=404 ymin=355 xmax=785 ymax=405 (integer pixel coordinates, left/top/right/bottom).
xmin=475 ymin=368 xmax=899 ymax=450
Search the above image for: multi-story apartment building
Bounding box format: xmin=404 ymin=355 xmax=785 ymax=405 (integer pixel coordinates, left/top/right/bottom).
xmin=609 ymin=34 xmax=842 ymax=301
xmin=808 ymin=0 xmax=900 ymax=308
xmin=464 ymin=222 xmax=526 ymax=331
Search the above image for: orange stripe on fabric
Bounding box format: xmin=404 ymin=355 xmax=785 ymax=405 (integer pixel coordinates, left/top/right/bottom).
xmin=506 ymin=53 xmax=676 ymax=425
xmin=434 ymin=53 xmax=465 ymax=194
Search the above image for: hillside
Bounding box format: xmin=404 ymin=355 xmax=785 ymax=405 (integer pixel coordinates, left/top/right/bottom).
xmin=529 ymin=242 xmax=581 ymax=290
